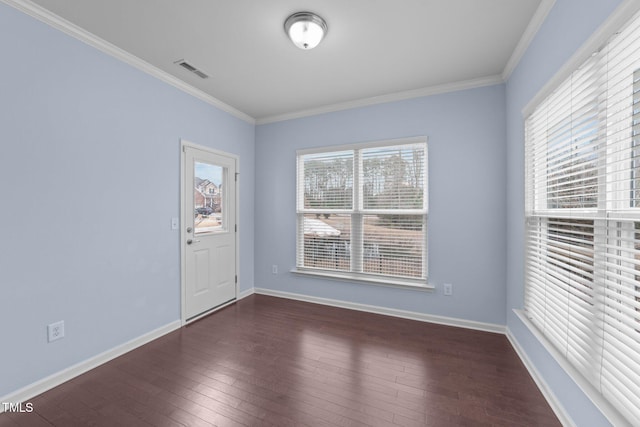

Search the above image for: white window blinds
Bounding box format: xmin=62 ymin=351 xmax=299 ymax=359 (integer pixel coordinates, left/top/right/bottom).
xmin=297 ymin=138 xmax=428 ymax=285
xmin=524 ymin=11 xmax=640 ymax=426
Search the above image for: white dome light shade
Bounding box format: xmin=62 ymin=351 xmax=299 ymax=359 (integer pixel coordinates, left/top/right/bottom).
xmin=284 ymin=12 xmax=327 ymax=50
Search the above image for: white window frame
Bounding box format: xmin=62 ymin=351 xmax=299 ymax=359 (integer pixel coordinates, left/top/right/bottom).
xmin=523 ymin=9 xmax=640 ymax=426
xmin=293 ymin=136 xmax=430 ymax=289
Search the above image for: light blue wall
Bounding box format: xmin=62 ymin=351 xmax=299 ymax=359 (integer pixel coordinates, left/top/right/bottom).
xmin=2 ymin=0 xmax=628 ymax=423
xmin=505 ymin=1 xmax=622 ymax=426
xmin=255 ymin=85 xmax=507 ymax=325
xmin=0 ymin=2 xmax=254 ymax=397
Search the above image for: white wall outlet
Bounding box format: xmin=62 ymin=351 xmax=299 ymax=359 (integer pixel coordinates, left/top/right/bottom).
xmin=171 ymin=217 xmax=179 ymax=230
xmin=443 ymin=283 xmax=453 ymax=296
xmin=272 ymin=264 xmax=278 ymax=274
xmin=47 ymin=321 xmax=65 ymax=342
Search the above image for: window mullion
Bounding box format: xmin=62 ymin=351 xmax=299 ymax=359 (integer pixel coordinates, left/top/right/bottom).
xmin=593 ymin=217 xmax=607 ymax=392
xmin=352 ymin=149 xmax=363 ymax=273
xmin=591 ymin=51 xmax=608 ymax=393
xmin=352 ymin=213 xmax=363 ymax=273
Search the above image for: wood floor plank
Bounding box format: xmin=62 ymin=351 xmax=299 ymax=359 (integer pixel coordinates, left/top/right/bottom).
xmin=1 ymin=295 xmax=560 ymax=426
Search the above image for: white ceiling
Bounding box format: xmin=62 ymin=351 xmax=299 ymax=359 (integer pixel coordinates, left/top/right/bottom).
xmin=24 ymin=0 xmax=548 ymax=123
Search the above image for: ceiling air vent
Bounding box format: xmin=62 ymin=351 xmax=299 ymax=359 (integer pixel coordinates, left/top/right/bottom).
xmin=174 ymin=59 xmax=209 ymax=79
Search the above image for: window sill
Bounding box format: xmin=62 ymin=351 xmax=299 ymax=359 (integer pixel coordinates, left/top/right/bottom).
xmin=512 ymin=309 xmax=629 ymax=427
xmin=290 ymin=268 xmax=434 ymax=291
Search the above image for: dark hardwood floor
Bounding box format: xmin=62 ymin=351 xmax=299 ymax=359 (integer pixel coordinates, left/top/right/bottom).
xmin=1 ymin=295 xmax=560 ymax=426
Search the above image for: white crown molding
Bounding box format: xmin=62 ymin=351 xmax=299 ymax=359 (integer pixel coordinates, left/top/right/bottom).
xmin=1 ymin=0 xmax=256 ymax=125
xmin=0 ymin=320 xmax=181 ymax=412
xmin=522 ymin=0 xmax=640 ymax=118
xmin=502 ymin=0 xmax=556 ymax=81
xmin=256 ymin=75 xmax=504 ymax=125
xmin=253 ymin=287 xmax=506 ymax=334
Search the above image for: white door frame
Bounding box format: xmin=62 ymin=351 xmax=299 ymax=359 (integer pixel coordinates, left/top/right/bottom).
xmin=180 ymin=139 xmax=239 ymax=325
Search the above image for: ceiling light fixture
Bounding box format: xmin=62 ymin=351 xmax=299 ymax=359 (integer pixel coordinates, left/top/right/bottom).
xmin=284 ymin=12 xmax=327 ymax=50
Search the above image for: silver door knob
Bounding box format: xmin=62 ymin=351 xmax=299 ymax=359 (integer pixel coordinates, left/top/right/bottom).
xmin=187 ymin=239 xmax=193 ymax=245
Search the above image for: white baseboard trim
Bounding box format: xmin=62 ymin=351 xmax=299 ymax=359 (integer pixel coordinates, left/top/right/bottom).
xmin=0 ymin=320 xmax=181 ymax=412
xmin=253 ymin=287 xmax=505 ymax=334
xmin=237 ymin=287 xmax=255 ymax=300
xmin=511 ymin=310 xmax=631 ymax=427
xmin=505 ymin=327 xmax=574 ymax=427
xmin=0 ymin=289 xmax=569 ymax=426
xmin=251 ymin=288 xmax=578 ymax=424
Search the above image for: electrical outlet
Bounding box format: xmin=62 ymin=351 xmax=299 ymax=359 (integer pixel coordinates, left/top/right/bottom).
xmin=47 ymin=321 xmax=65 ymax=342
xmin=171 ymin=217 xmax=179 ymax=230
xmin=443 ymin=283 xmax=453 ymax=296
xmin=272 ymin=264 xmax=278 ymax=274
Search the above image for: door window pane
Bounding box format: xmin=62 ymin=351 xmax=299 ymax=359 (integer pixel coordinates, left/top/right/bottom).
xmin=194 ymin=162 xmax=224 ymax=234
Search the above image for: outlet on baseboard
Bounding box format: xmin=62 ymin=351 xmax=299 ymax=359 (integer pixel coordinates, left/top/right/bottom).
xmin=48 ymin=321 xmax=65 ymax=342
xmin=272 ymin=265 xmax=278 ymax=274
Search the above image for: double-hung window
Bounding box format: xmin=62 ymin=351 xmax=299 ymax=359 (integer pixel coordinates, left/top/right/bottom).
xmin=524 ymin=11 xmax=640 ymax=425
xmin=296 ymin=137 xmax=428 ymax=288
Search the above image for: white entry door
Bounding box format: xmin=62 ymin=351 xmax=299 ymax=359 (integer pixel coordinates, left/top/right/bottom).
xmin=182 ymin=142 xmax=237 ymax=322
